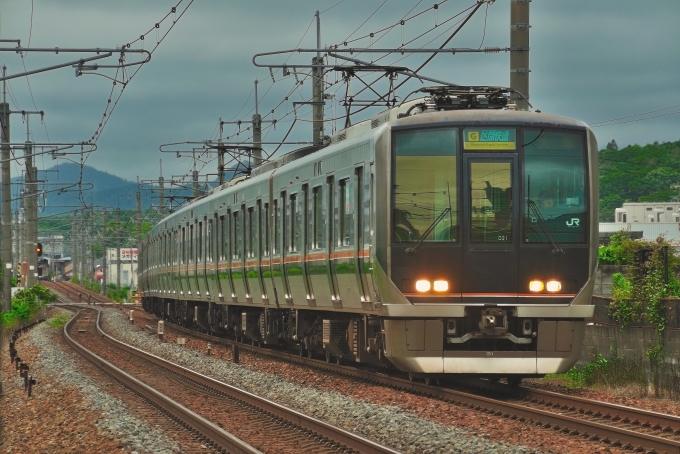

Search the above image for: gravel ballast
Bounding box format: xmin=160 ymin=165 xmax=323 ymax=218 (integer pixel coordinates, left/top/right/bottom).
xmin=100 ymin=307 xmax=542 ymax=454
xmin=1 ymin=313 xmax=181 ymax=454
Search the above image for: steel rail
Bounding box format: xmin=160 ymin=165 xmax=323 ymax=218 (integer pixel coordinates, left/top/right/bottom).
xmin=515 ymin=386 xmax=680 ymax=435
xmin=93 ymin=309 xmax=399 ymax=454
xmin=163 ymin=322 xmax=680 ymax=454
xmin=62 ymin=309 xmax=261 ymax=454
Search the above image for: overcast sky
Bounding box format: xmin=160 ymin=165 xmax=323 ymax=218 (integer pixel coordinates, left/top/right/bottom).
xmin=1 ymin=0 xmax=679 ymax=189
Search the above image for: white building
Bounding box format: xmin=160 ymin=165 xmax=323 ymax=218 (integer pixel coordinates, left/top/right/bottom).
xmin=105 ymin=248 xmax=138 ymax=288
xmin=614 ymin=202 xmax=680 ymax=224
xmin=601 ymin=202 xmax=680 ymax=244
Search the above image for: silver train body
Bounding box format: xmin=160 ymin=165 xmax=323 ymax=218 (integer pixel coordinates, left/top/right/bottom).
xmin=140 ymin=99 xmax=598 ymax=379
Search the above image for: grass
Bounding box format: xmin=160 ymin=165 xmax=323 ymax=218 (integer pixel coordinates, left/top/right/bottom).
xmin=46 ymin=313 xmax=71 ymax=328
xmin=546 ymin=353 xmax=679 ymax=398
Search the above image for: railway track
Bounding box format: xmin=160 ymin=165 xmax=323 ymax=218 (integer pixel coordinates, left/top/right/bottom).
xmin=62 ymin=305 xmax=398 ymax=454
xmin=154 ymin=315 xmax=680 ymax=454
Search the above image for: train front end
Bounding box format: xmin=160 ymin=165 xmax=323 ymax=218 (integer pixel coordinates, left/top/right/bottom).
xmin=373 ymin=108 xmax=597 ymax=378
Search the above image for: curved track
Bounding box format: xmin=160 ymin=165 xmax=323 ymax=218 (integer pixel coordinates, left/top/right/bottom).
xmin=160 ymin=316 xmax=680 ymax=454
xmin=62 ymin=304 xmax=399 ymax=454
xmin=63 ymin=306 xmax=260 ymax=454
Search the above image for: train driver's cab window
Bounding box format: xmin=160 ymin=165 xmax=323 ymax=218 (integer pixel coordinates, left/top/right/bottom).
xmin=393 ymin=128 xmax=458 ymax=243
xmin=523 ymin=130 xmax=587 ymax=243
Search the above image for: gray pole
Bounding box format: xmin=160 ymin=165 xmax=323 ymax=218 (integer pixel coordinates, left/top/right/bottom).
xmin=71 ymin=211 xmax=77 ymax=281
xmin=1 ymin=65 xmax=12 ymax=309
xmin=312 ymin=11 xmax=325 ymax=146
xmin=510 ymin=0 xmax=530 ymax=110
xmin=116 ymin=207 xmax=121 ymax=290
xmin=19 ymin=191 xmax=25 ymax=284
xmin=158 ymin=160 xmax=165 ymax=216
xmin=217 ymin=124 xmax=225 ymax=186
xmin=101 ymin=208 xmax=107 ymax=293
xmin=252 ymin=79 xmax=262 ymax=167
xmin=136 ymin=187 xmax=142 ymax=249
xmin=25 ymin=140 xmax=37 ymax=287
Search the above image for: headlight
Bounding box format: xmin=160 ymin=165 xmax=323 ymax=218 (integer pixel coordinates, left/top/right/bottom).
xmin=433 ymin=280 xmax=449 ymax=292
xmin=529 ymin=280 xmax=544 ymax=292
xmin=546 ymin=280 xmax=562 ymax=292
xmin=415 ymin=280 xmax=431 ymax=292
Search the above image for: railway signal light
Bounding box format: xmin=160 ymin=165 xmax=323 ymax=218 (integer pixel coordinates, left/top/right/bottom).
xmin=36 ymin=243 xmax=43 ymax=256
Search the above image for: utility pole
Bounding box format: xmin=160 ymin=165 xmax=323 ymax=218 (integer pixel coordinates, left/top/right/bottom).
xmin=19 ymin=191 xmax=25 ymax=284
xmin=1 ymin=65 xmax=12 ymax=310
xmin=312 ymin=10 xmax=325 ymax=146
xmin=510 ymin=0 xmax=530 ymax=110
xmin=192 ymin=155 xmax=200 ymax=199
xmin=217 ymin=125 xmax=225 ymax=186
xmin=71 ymin=211 xmax=77 ymax=281
xmin=101 ymin=208 xmax=107 ymax=294
xmin=24 ymin=117 xmax=39 ymax=287
xmin=136 ymin=186 xmax=141 ymax=290
xmin=158 ymin=160 xmax=165 ymax=216
xmin=252 ymin=79 xmax=262 ymax=167
xmin=116 ymin=207 xmax=121 ymax=290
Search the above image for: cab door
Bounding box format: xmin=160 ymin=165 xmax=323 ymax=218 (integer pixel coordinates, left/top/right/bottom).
xmin=461 ymin=154 xmax=519 ymax=302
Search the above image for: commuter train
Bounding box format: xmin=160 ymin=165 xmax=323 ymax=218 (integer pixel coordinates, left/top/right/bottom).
xmin=139 ymin=86 xmax=597 ymax=383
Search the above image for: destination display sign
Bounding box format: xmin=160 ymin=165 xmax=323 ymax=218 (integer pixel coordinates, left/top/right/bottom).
xmin=463 ymin=128 xmax=516 ymax=150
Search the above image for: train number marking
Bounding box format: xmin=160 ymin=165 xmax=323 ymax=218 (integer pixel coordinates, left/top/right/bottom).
xmin=497 ymin=235 xmax=508 ymax=241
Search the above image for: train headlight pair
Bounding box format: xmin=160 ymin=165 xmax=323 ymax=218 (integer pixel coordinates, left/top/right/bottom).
xmin=529 ymin=280 xmax=562 ymax=292
xmin=415 ymin=279 xmax=449 ymax=293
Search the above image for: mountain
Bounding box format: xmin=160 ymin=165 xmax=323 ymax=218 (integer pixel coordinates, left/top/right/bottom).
xmin=9 ymin=163 xmax=201 ymax=217
xmin=599 ymin=139 xmax=680 ymax=221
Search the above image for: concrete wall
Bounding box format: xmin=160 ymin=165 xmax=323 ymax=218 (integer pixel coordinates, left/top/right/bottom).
xmin=580 ymin=296 xmax=680 ymax=367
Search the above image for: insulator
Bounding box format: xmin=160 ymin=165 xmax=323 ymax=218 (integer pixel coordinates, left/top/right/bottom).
xmin=484 ymin=47 xmax=501 ymax=53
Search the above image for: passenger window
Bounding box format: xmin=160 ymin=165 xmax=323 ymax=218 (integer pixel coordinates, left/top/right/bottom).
xmin=189 ymin=225 xmax=194 ymax=263
xmin=339 ymin=179 xmax=351 ymax=246
xmin=263 ymin=202 xmax=270 ymax=257
xmin=248 ymin=207 xmax=255 ymax=258
xmin=273 ymin=199 xmax=279 ymax=255
xmin=233 ymin=210 xmax=241 ymax=260
xmin=290 ymin=193 xmax=298 ymax=252
xmin=312 ymin=186 xmax=323 ymax=249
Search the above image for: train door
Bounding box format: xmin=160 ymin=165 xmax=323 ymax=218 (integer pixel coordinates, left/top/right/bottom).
xmin=461 ymin=154 xmax=520 ymax=301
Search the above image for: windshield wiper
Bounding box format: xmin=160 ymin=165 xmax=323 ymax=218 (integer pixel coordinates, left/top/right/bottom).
xmin=527 ymin=200 xmax=564 ymax=256
xmin=405 ymin=208 xmax=451 ymax=255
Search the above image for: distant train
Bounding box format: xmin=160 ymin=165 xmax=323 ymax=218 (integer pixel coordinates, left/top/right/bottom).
xmin=139 ymin=86 xmax=597 ymax=383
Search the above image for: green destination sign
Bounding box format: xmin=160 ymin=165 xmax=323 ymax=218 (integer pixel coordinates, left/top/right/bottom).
xmin=463 ymin=128 xmax=516 ymax=150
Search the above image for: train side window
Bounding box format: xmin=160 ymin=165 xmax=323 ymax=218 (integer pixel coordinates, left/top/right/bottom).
xmin=289 ymin=193 xmax=298 ymax=253
xmin=273 ymin=199 xmax=279 ymax=255
xmin=312 ymin=186 xmax=323 ymax=249
xmin=263 ymin=202 xmax=270 ymax=257
xmin=339 ymin=178 xmax=352 ymax=246
xmin=198 ymin=221 xmax=203 ymax=262
xmin=233 ymin=209 xmax=242 ymax=260
xmin=207 ymin=218 xmax=213 ymax=263
xmin=248 ymin=206 xmax=255 ymax=258
xmin=281 ymin=192 xmax=288 ymax=253
xmin=189 ymin=224 xmax=194 ymax=264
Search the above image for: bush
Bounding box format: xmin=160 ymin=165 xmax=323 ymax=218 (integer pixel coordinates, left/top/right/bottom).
xmin=0 ymin=284 xmax=58 ymax=330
